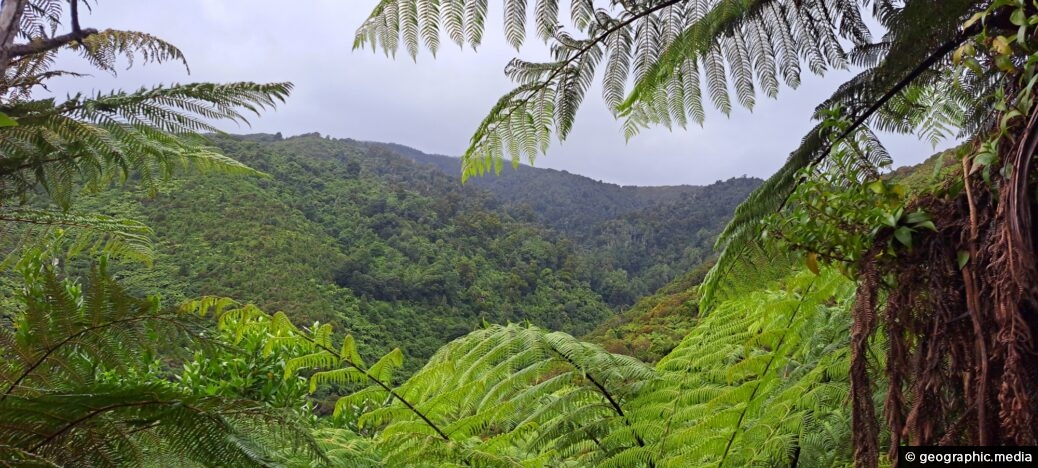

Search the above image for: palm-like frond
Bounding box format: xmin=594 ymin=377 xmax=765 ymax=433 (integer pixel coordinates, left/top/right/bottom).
xmin=0 ymin=1 xmax=293 ymax=262
xmin=0 ymin=80 xmax=290 ymax=262
xmin=620 ymin=270 xmax=855 ymax=467
xmin=2 ymin=383 xmax=297 ymax=467
xmin=0 ymin=81 xmax=291 ymax=205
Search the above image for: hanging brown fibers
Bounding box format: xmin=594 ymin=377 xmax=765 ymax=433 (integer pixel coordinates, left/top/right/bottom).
xmin=850 ymin=118 xmax=1038 ymax=467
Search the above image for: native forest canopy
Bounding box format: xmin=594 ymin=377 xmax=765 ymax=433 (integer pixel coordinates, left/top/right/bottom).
xmin=1 ymin=0 xmax=1037 ymax=467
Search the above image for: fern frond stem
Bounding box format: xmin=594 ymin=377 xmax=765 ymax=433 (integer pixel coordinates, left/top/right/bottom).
xmin=30 ymin=400 xmax=172 ymax=452
xmin=585 ymin=373 xmax=646 ymax=446
xmin=0 ymin=316 xmax=184 ymax=402
xmin=298 ymin=336 xmax=451 ymax=441
xmin=543 ymin=344 xmax=649 ymax=454
xmin=779 ymin=23 xmax=979 ymax=213
xmin=61 ymin=420 xmax=160 ymax=466
xmin=0 ymin=444 xmax=60 ymax=467
xmin=718 ymin=279 xmax=816 ymax=467
xmin=0 ymin=213 xmax=109 ymax=230
xmin=0 ymin=152 xmax=88 ymax=178
xmin=832 ymin=26 xmax=972 ymax=148
xmin=847 ymin=144 xmax=880 ymax=179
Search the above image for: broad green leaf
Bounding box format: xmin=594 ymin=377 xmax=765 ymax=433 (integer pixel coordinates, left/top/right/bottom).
xmin=904 ymin=211 xmax=930 ymax=225
xmin=0 ymin=111 xmax=17 ymax=127
xmin=894 ymin=226 xmax=913 ymax=248
xmin=957 ymin=250 xmax=970 ymax=269
xmin=915 ymin=220 xmax=937 ymax=231
xmin=1011 ymin=8 xmax=1026 ymax=26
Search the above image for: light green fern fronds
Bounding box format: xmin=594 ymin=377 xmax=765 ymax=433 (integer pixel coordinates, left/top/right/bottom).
xmin=70 ymin=28 xmax=189 ymax=73
xmin=601 ymin=269 xmax=856 ymax=467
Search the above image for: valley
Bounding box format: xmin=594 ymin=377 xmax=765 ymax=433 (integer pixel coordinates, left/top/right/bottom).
xmin=4 ymin=2 xmax=1035 ymax=465
xmin=72 ymin=132 xmax=756 ymax=372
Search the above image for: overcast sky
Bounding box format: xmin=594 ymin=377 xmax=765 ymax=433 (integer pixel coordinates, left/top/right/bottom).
xmin=44 ymin=1 xmax=953 ymax=186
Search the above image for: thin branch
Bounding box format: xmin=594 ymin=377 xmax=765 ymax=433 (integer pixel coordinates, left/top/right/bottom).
xmin=0 ymin=0 xmax=27 ymax=49
xmin=70 ymin=0 xmax=81 ymax=36
xmin=5 ymin=26 xmax=99 ymax=58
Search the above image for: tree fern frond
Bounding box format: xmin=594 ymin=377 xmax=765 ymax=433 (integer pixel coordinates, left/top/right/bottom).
xmin=700 ymin=121 xmax=826 ymax=308
xmin=69 ymin=28 xmax=189 ymax=74
xmin=0 ymin=81 xmax=289 ymax=212
xmin=358 ymin=0 xmax=878 ymax=176
xmin=0 ymin=209 xmax=153 ymax=264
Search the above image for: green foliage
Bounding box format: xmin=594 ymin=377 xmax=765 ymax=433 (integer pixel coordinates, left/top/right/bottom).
xmin=585 ymin=261 xmax=711 ymax=363
xmin=629 ymin=270 xmax=856 ymax=467
xmin=765 ymin=111 xmax=936 ymax=275
xmin=0 ymin=256 xmax=323 ymax=466
xmin=178 ymin=314 xmax=313 ymax=413
xmin=700 ymin=1 xmax=988 ymax=309
xmin=0 ymin=2 xmax=323 ymax=464
xmin=68 ymin=133 xmax=626 ymax=374
xmin=0 ymin=0 xmax=292 ymax=264
xmin=375 ymin=142 xmax=760 ymax=304
xmin=0 ymin=211 xmax=154 ymax=265
xmin=222 ymin=266 xmax=857 ymax=466
xmin=353 ymin=1 xmax=990 ymax=318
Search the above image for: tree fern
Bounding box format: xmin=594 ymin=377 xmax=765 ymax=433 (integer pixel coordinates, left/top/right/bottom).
xmin=363 ymin=270 xmax=853 ymax=466
xmin=603 ymin=269 xmax=857 ymax=467
xmin=0 ymin=0 xmax=292 ymax=265
xmin=356 ymin=0 xmax=871 ymax=179
xmin=0 ymin=4 xmax=319 ymax=463
xmin=0 ymin=260 xmax=324 ymax=466
xmin=196 ymin=265 xmax=863 ymax=466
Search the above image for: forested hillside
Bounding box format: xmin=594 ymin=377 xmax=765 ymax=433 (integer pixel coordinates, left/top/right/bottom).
xmin=375 ymin=142 xmax=760 ymax=299
xmin=53 ymin=133 xmax=756 ymax=368
xmin=72 ymin=133 xmax=622 ymax=368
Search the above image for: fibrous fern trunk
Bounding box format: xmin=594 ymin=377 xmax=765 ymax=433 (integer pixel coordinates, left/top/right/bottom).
xmin=850 ymin=99 xmax=1038 ymax=467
